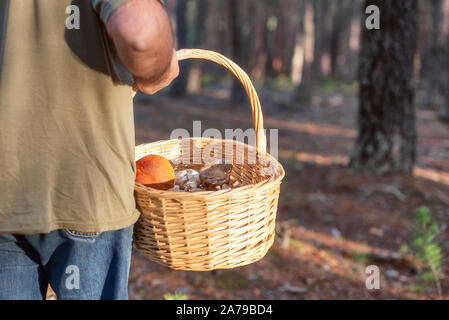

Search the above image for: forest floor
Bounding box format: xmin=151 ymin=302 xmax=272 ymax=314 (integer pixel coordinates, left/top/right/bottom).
xmin=48 ymin=82 xmax=449 ymax=300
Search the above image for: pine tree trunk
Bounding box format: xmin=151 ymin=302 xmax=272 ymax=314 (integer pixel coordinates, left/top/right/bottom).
xmin=336 ymin=1 xmax=361 ymax=81
xmin=229 ymin=0 xmax=252 ymax=103
xmin=349 ymin=0 xmax=419 ymax=174
xmin=442 ymin=79 xmax=449 ymax=122
xmin=419 ymin=0 xmax=443 ymax=110
xmin=170 ymin=0 xmax=189 ymax=96
xmin=312 ymin=0 xmax=334 ymax=79
xmin=330 ymin=0 xmax=352 ymax=78
xmin=292 ymin=0 xmax=314 ymax=104
xmin=290 ymin=0 xmax=307 ymax=85
xmin=186 ymin=0 xmax=208 ymax=94
xmin=250 ymin=5 xmax=269 ymax=80
xmin=441 ymin=40 xmax=449 ymax=122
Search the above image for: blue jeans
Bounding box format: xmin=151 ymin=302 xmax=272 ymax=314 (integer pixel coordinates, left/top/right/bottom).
xmin=0 ymin=226 xmax=133 ymax=300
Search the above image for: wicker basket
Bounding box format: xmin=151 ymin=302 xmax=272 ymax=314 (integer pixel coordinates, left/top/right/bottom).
xmin=133 ymin=49 xmax=285 ymax=271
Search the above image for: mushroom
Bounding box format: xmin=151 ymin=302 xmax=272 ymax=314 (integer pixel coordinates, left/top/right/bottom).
xmin=175 ymin=169 xmax=200 ymax=191
xmin=200 ymin=163 xmax=233 ymax=190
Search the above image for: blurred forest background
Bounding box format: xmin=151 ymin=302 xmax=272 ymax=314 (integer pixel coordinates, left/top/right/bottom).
xmin=167 ymin=0 xmax=449 ymax=121
xmin=126 ymin=0 xmax=449 ymax=300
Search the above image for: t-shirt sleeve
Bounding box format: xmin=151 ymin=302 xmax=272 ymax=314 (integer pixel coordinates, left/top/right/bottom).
xmin=91 ymin=0 xmax=130 ymax=24
xmin=91 ymin=0 xmax=135 ymax=86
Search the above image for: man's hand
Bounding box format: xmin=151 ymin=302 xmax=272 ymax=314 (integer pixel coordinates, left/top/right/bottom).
xmin=106 ymin=0 xmax=179 ymax=95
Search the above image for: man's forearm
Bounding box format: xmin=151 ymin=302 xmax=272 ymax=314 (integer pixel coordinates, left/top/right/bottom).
xmin=106 ymin=0 xmax=174 ymax=81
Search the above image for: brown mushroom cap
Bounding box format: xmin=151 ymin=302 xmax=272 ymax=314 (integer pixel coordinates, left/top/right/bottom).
xmin=200 ymin=164 xmax=233 ymax=187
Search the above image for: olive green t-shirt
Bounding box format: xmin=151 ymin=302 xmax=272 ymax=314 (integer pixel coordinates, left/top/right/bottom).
xmin=0 ymin=0 xmax=141 ymax=234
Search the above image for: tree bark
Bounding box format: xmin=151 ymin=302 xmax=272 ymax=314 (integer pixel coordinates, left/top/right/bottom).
xmin=335 ymin=1 xmax=362 ymax=81
xmin=186 ymin=0 xmax=208 ymax=94
xmin=441 ymin=76 xmax=449 ymax=122
xmin=292 ymin=0 xmax=314 ymax=104
xmin=419 ymin=0 xmax=443 ymax=110
xmin=170 ymin=0 xmax=189 ymax=96
xmin=349 ymin=0 xmax=419 ymax=174
xmin=312 ymin=0 xmax=334 ymax=79
xmin=284 ymin=0 xmax=300 ymax=77
xmin=440 ymin=38 xmax=449 ymax=122
xmin=250 ymin=5 xmax=269 ymax=80
xmin=329 ymin=0 xmax=352 ymax=78
xmin=228 ymin=0 xmax=253 ymax=103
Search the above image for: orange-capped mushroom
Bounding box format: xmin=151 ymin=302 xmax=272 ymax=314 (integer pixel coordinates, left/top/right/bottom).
xmin=135 ymin=155 xmax=175 ymax=190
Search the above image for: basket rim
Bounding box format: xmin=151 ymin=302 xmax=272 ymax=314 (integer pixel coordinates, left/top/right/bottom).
xmin=134 ymin=137 xmax=285 ymax=199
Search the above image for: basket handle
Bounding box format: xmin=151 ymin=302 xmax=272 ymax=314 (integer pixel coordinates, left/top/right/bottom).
xmin=133 ymin=49 xmax=267 ymax=154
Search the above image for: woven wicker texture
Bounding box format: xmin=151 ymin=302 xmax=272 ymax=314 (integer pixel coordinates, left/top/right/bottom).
xmin=133 ymin=49 xmax=285 ymax=271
